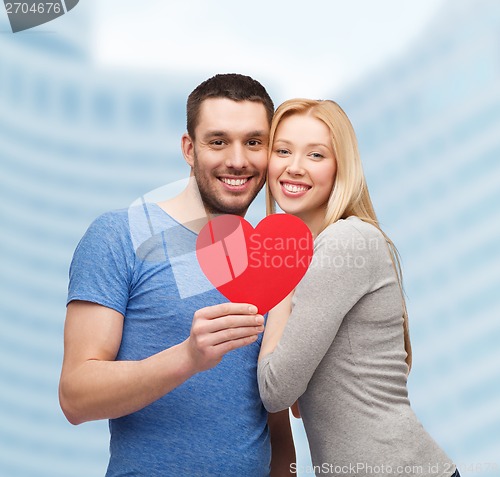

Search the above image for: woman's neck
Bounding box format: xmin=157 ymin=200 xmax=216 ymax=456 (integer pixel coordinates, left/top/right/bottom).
xmin=296 ymin=208 xmax=327 ymax=239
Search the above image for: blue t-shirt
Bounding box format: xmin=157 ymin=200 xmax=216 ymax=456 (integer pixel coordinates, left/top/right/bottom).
xmin=67 ymin=203 xmax=271 ymax=477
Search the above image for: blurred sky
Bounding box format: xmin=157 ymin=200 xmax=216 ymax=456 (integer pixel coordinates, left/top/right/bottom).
xmin=93 ymin=0 xmax=445 ymax=98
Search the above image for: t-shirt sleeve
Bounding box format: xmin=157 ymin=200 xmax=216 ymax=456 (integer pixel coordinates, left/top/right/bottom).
xmin=67 ymin=211 xmax=134 ymax=316
xmin=257 ymin=220 xmax=378 ymax=412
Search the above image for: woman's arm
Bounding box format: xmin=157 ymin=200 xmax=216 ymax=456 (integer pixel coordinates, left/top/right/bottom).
xmin=259 ymin=291 xmax=294 ymax=361
xmin=260 ymin=292 xmax=302 ymax=419
xmin=257 ymin=221 xmax=375 ymax=412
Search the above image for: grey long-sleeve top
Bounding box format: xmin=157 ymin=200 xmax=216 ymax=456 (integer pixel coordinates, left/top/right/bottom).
xmin=258 ymin=217 xmax=455 ymax=477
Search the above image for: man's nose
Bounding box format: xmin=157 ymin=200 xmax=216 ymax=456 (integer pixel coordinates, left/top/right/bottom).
xmin=225 ymin=144 xmax=249 ymax=169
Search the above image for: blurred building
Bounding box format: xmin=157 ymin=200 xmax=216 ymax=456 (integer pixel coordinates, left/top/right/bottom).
xmin=339 ymin=0 xmax=500 ymax=473
xmin=1 ymin=1 xmax=499 ymax=476
xmin=0 ymin=7 xmax=196 ymax=477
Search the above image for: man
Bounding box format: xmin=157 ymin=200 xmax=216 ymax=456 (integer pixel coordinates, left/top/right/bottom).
xmin=59 ymin=74 xmax=295 ymax=476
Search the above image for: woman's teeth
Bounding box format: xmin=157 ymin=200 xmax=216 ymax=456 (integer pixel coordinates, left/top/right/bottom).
xmin=283 ymin=183 xmax=309 ymax=193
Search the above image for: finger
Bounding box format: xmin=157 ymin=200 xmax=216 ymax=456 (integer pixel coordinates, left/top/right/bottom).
xmin=212 ymin=334 xmax=260 ymax=355
xmin=204 ymin=325 xmax=264 ymax=347
xmin=199 ymin=314 xmax=264 ymax=334
xmin=196 ymin=303 xmax=258 ymax=320
xmin=191 ymin=315 xmax=263 ymax=342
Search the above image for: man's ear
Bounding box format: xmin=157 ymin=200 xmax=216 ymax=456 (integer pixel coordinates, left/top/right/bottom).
xmin=181 ymin=133 xmax=195 ymax=168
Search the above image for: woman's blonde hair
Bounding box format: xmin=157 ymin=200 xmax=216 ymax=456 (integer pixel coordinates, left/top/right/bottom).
xmin=266 ymin=99 xmax=412 ymax=372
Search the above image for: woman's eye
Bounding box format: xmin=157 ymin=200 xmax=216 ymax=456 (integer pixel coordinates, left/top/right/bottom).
xmin=310 ymin=152 xmax=324 ymax=159
xmin=275 ymin=149 xmax=290 ymax=155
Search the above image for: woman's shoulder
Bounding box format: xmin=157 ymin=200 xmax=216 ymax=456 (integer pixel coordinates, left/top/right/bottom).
xmin=313 ymin=217 xmax=392 ymax=283
xmin=314 ymin=217 xmax=390 ymax=271
xmin=316 ymin=216 xmax=384 ymax=250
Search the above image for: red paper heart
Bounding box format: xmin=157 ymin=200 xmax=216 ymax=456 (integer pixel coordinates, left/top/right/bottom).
xmin=196 ymin=214 xmax=313 ymax=314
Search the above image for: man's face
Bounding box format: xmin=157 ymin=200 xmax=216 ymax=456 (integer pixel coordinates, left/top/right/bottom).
xmin=189 ymin=98 xmax=270 ymax=216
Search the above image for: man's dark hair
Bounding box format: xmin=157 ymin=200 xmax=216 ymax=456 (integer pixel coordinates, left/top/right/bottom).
xmin=186 ymin=73 xmax=274 ymax=138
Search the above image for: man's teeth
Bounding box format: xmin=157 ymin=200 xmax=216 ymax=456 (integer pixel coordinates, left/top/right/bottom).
xmin=283 ymin=183 xmax=309 ymax=193
xmin=221 ymin=178 xmax=249 ymax=186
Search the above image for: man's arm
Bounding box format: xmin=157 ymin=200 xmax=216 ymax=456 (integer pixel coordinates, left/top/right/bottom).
xmin=268 ymin=410 xmax=296 ymax=476
xmin=59 ymin=301 xmax=264 ymax=425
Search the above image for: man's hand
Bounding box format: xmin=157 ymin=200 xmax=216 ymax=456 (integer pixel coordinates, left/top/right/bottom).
xmin=186 ymin=303 xmax=264 ymax=372
xmin=268 ymin=410 xmax=296 ymax=476
xmin=290 ymin=401 xmax=301 ymax=419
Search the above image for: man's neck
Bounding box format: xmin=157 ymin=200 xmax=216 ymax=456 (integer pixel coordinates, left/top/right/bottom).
xmin=157 ymin=187 xmax=207 ymax=233
xmin=156 ymin=177 xmax=247 ymax=234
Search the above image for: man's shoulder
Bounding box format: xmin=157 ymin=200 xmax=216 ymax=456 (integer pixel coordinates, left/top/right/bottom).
xmin=85 ymin=203 xmax=191 ymax=252
xmin=81 ymin=208 xmax=133 ymax=249
xmin=92 ymin=207 xmax=130 ymax=227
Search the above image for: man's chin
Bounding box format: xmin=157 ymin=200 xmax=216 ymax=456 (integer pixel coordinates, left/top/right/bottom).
xmin=208 ymin=203 xmax=249 ymax=216
xmin=203 ymin=196 xmax=253 ymax=216
xmin=198 ymin=179 xmax=264 ymax=216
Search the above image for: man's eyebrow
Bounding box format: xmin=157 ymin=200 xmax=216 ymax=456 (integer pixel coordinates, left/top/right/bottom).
xmin=245 ymin=130 xmax=268 ymax=138
xmin=202 ymin=130 xmax=227 ymax=139
xmin=202 ymin=130 xmax=269 ymax=140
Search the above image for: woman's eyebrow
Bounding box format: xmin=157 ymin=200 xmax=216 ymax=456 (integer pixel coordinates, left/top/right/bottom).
xmin=307 ymin=143 xmax=330 ymax=149
xmin=274 ymin=139 xmax=331 ymax=149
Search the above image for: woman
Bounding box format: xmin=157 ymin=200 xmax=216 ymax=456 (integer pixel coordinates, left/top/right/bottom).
xmin=257 ymin=99 xmax=459 ymax=477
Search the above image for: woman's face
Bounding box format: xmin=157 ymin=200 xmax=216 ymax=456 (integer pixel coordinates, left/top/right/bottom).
xmin=269 ymin=114 xmax=337 ymax=225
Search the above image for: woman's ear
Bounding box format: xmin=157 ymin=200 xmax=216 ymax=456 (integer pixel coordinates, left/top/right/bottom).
xmin=181 ymin=133 xmax=195 ymax=168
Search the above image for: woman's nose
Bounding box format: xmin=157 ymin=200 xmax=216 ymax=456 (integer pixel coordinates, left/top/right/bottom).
xmin=285 ymin=156 xmax=305 ymax=176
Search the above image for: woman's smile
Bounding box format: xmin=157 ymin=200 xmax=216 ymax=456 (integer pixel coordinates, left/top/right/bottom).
xmin=279 ymin=180 xmax=312 ymax=197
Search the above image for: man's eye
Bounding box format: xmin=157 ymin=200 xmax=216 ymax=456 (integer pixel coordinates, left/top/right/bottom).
xmin=247 ymin=140 xmax=261 ymax=147
xmin=211 ymin=140 xmax=225 ymax=146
